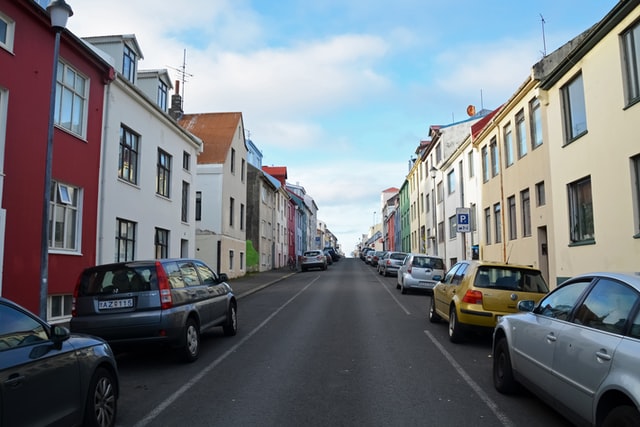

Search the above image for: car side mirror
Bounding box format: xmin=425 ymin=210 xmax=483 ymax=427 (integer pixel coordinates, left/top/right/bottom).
xmin=51 ymin=325 xmax=71 ymax=349
xmin=218 ymin=273 xmax=229 ymax=283
xmin=517 ymin=300 xmax=536 ymax=312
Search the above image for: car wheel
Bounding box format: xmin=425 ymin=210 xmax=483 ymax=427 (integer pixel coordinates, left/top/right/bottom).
xmin=428 ymin=297 xmax=441 ymax=323
xmin=401 ymin=282 xmax=407 ymax=294
xmin=223 ymin=303 xmax=238 ymax=336
xmin=396 ymin=280 xmax=401 ymax=290
xmin=602 ymin=406 xmax=640 ymax=427
xmin=383 ymin=269 xmax=388 ymax=277
xmin=448 ymin=307 xmax=464 ymax=343
xmin=84 ymin=367 xmax=117 ymax=427
xmin=182 ymin=318 xmax=200 ymax=362
xmin=493 ymin=337 xmax=518 ymax=394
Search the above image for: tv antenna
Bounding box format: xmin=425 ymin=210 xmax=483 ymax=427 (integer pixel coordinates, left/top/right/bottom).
xmin=540 ymin=14 xmax=547 ymax=57
xmin=167 ymin=49 xmax=194 ymax=109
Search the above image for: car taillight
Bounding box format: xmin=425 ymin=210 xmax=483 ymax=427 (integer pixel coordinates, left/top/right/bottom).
xmin=462 ymin=290 xmax=483 ymax=304
xmin=156 ymin=261 xmax=173 ymax=309
xmin=407 ymin=266 xmax=412 ymax=273
xmin=71 ymin=275 xmax=81 ymax=317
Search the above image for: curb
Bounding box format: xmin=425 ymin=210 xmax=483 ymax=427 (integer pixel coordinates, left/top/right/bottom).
xmin=236 ymin=271 xmax=297 ymax=299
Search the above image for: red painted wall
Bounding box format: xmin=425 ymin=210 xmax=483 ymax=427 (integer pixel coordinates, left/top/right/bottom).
xmin=0 ymin=2 xmax=112 ymax=314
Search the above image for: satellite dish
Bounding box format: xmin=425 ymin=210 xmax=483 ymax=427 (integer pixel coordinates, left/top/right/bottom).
xmin=466 ymin=105 xmax=476 ymax=116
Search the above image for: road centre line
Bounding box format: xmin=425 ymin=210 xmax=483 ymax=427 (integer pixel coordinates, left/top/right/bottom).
xmin=423 ymin=330 xmax=515 ymax=427
xmin=132 ymin=276 xmax=320 ymax=427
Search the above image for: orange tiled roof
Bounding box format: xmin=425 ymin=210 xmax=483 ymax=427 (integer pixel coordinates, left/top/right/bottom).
xmin=178 ymin=112 xmax=243 ymax=164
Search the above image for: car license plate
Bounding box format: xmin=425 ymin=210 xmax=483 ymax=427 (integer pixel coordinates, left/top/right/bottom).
xmin=99 ymin=298 xmax=134 ymax=309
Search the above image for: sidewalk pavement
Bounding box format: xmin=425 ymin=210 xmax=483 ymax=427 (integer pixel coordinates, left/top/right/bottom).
xmin=227 ymin=268 xmax=297 ymax=299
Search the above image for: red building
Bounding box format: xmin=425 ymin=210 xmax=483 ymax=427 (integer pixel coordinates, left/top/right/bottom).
xmin=0 ymin=1 xmax=113 ymax=318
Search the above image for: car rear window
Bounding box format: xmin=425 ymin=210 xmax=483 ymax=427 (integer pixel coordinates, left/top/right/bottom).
xmin=77 ymin=265 xmax=156 ymax=296
xmin=413 ymin=257 xmax=444 ymax=269
xmin=304 ymin=251 xmax=321 ymax=256
xmin=390 ymin=253 xmax=407 ymax=260
xmin=474 ymin=267 xmax=549 ymax=293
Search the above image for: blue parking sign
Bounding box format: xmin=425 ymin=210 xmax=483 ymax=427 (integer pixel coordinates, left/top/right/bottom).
xmin=456 ymin=208 xmax=470 ymax=233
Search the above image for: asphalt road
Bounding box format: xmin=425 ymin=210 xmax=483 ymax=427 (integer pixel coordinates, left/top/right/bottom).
xmin=113 ymin=258 xmax=573 ymax=427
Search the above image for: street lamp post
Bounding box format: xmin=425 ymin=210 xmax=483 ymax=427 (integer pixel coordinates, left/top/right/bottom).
xmin=40 ymin=0 xmax=73 ymax=319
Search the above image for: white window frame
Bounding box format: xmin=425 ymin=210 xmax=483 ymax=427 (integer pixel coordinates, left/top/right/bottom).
xmin=55 ymin=61 xmax=88 ymax=138
xmin=0 ymin=11 xmax=15 ymax=53
xmin=50 ymin=181 xmax=81 ymax=252
xmin=561 ymin=73 xmax=588 ymax=143
xmin=622 ymin=21 xmax=640 ymax=105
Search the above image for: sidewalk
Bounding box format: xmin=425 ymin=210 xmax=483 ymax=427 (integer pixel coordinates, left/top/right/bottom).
xmin=227 ymin=268 xmax=297 ymax=299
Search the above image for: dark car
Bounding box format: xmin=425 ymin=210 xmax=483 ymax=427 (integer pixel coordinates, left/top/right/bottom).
xmin=0 ymin=297 xmax=119 ymax=427
xmin=70 ymin=258 xmax=237 ymax=362
xmin=324 ymin=247 xmax=340 ymax=262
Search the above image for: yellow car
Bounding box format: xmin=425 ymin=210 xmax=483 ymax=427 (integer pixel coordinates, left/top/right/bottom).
xmin=429 ymin=260 xmax=549 ymax=343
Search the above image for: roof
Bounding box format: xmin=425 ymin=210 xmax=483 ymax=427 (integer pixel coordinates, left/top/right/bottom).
xmin=178 ymin=112 xmax=243 ymax=164
xmin=262 ymin=166 xmax=288 ymax=186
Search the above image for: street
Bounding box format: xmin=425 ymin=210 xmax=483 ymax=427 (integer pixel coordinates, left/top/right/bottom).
xmin=113 ymin=258 xmax=572 ymax=427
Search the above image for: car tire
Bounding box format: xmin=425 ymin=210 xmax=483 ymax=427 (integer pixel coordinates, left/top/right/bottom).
xmin=396 ymin=281 xmax=401 ymax=290
xmin=428 ymin=297 xmax=441 ymax=323
xmin=401 ymin=283 xmax=407 ymax=294
xmin=602 ymin=406 xmax=640 ymax=427
xmin=493 ymin=337 xmax=518 ymax=394
xmin=223 ymin=303 xmax=238 ymax=336
xmin=448 ymin=307 xmax=464 ymax=343
xmin=182 ymin=318 xmax=200 ymax=363
xmin=383 ymin=269 xmax=388 ymax=277
xmin=83 ymin=367 xmax=118 ymax=427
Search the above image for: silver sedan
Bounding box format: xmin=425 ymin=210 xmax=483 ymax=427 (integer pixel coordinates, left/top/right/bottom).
xmin=493 ymin=272 xmax=640 ymax=427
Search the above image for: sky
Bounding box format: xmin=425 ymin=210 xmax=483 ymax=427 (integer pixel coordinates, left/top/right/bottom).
xmin=64 ymin=0 xmax=619 ymax=255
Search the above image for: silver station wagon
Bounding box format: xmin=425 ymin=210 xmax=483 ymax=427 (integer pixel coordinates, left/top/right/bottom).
xmin=70 ymin=258 xmax=237 ymax=362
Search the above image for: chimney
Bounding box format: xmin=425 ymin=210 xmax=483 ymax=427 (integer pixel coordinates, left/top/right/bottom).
xmin=169 ymin=80 xmax=183 ymax=120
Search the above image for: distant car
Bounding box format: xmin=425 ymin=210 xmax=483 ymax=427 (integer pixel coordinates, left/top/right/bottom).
xmin=377 ymin=251 xmax=408 ymax=276
xmin=365 ymin=250 xmax=376 ymax=265
xmin=324 ymin=247 xmax=340 ymax=262
xmin=360 ymin=248 xmax=373 ymax=261
xmin=370 ymin=251 xmax=386 ymax=267
xmin=323 ymin=249 xmax=334 ymax=265
xmin=429 ymin=260 xmax=548 ymax=342
xmin=70 ymin=258 xmax=238 ymax=362
xmin=0 ymin=297 xmax=119 ymax=427
xmin=396 ymin=254 xmax=445 ymax=294
xmin=493 ymin=272 xmax=640 ymax=426
xmin=301 ymin=250 xmax=327 ymax=271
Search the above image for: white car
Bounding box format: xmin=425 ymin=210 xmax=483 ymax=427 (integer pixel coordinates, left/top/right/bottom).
xmin=396 ymin=254 xmax=445 ymax=294
xmin=493 ymin=272 xmax=640 ymax=426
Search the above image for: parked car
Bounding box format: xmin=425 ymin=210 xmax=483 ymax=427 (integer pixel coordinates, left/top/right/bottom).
xmin=324 ymin=247 xmax=340 ymax=262
xmin=301 ymin=250 xmax=327 ymax=271
xmin=378 ymin=251 xmax=408 ymax=276
xmin=323 ymin=249 xmax=334 ymax=265
xmin=493 ymin=272 xmax=640 ymax=426
xmin=429 ymin=260 xmax=549 ymax=342
xmin=360 ymin=247 xmax=373 ymax=261
xmin=70 ymin=258 xmax=238 ymax=362
xmin=365 ymin=250 xmax=376 ymax=265
xmin=370 ymin=251 xmax=386 ymax=267
xmin=396 ymin=253 xmax=445 ymax=294
xmin=0 ymin=297 xmax=119 ymax=427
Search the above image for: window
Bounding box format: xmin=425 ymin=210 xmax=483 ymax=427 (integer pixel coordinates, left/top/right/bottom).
xmin=437 ymin=222 xmax=445 ymax=243
xmin=115 ymin=218 xmax=136 ymax=262
xmin=0 ymin=11 xmax=15 ymax=52
xmin=230 ymin=148 xmax=236 ymax=173
xmin=568 ymin=176 xmax=594 ymax=243
xmin=435 ymin=143 xmax=442 ymax=163
xmin=195 ymin=191 xmax=202 ymax=221
xmin=0 ymin=304 xmax=47 ymax=349
xmin=181 ymin=181 xmax=189 ymax=222
xmin=447 ymin=170 xmax=455 ymax=195
xmin=508 ymin=195 xmax=517 ymax=240
xmin=536 ymin=181 xmax=546 ymax=206
xmin=241 ymin=159 xmax=246 ymax=182
xmin=521 ymin=189 xmax=531 ymax=237
xmin=448 ymin=215 xmax=457 ymax=240
xmin=515 ymin=110 xmax=527 ymax=158
xmin=482 ymin=146 xmax=489 ymax=182
xmin=622 ymin=21 xmax=640 ymax=105
xmin=49 ymin=295 xmax=72 ymax=320
xmin=574 ymin=278 xmax=639 ymax=334
xmin=155 ymin=228 xmax=169 ymax=258
xmin=229 ymin=250 xmax=235 ymax=270
xmin=470 ymin=203 xmax=477 ymax=232
xmin=633 ymin=155 xmax=640 ymax=234
xmin=468 ymin=151 xmax=474 ymax=178
xmin=158 ymin=80 xmax=168 ymax=110
xmin=55 ymin=61 xmax=88 ymax=136
xmin=49 ymin=182 xmax=80 ymax=251
xmin=119 ymin=126 xmax=139 ymax=184
xmin=538 ymin=280 xmax=590 ymax=320
xmin=229 ymin=197 xmax=235 ymax=226
xmin=436 ymin=182 xmax=443 ymax=203
xmin=183 ymin=151 xmax=190 ymax=171
xmin=494 ymin=203 xmax=502 ymax=244
xmin=530 ymin=97 xmax=543 ymax=149
xmin=240 ymin=204 xmax=245 ymax=231
xmin=156 ymin=149 xmax=171 ymax=197
xmin=561 ymin=73 xmax=587 ymax=142
xmin=503 ymin=123 xmax=514 ymax=167
xmin=484 ymin=207 xmax=491 ymax=245
xmin=490 ymin=137 xmax=499 ymax=177
xmin=123 ymin=44 xmax=137 ymax=83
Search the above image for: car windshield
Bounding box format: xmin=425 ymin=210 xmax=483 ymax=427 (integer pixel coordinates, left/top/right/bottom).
xmin=474 ymin=266 xmax=549 ymax=293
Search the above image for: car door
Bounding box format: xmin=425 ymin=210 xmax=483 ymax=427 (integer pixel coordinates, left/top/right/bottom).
xmin=194 ymin=260 xmax=228 ymax=326
xmin=0 ymin=304 xmax=82 ymax=427
xmin=551 ymin=278 xmax=637 ymax=418
xmin=178 ymin=260 xmax=213 ymax=325
xmin=512 ymin=280 xmax=591 ymax=396
xmin=433 ymin=263 xmax=463 ymax=317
